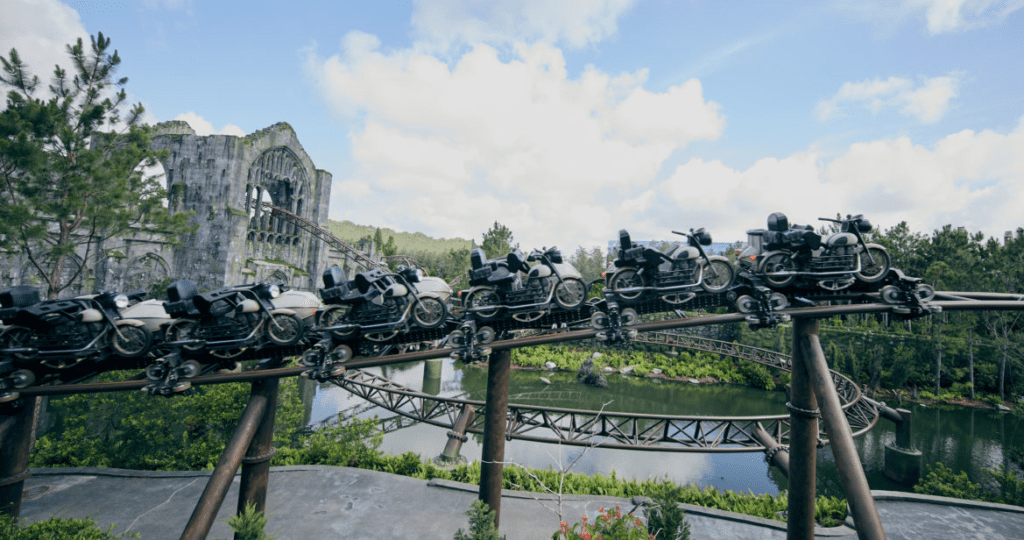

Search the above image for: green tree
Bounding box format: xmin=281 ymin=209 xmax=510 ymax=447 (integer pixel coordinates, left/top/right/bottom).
xmin=0 ymin=32 xmax=191 ymax=298
xmin=568 ymin=246 xmax=607 ymax=297
xmin=481 ymin=221 xmax=516 ymax=259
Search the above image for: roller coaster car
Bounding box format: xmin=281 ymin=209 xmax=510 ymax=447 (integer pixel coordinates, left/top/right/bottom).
xmin=0 ymin=285 xmax=155 ymax=383
xmin=461 ymin=246 xmax=587 ymax=323
xmin=161 ymin=280 xmax=306 ymax=359
xmin=736 ymin=212 xmax=891 ymax=293
xmin=606 ymin=228 xmax=735 ymax=305
xmin=316 ymin=265 xmax=452 ymax=342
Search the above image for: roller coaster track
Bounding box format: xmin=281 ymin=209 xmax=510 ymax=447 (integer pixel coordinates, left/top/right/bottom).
xmin=324 ymin=332 xmax=873 ymax=452
xmin=256 ymin=201 xmax=388 ymax=272
xmin=16 ymin=296 xmax=1024 ymax=452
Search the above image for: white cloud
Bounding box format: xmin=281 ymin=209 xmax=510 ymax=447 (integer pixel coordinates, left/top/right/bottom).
xmin=411 ymin=0 xmax=638 ymax=52
xmin=817 ymin=74 xmax=960 ymax=124
xmin=837 ymin=0 xmax=1024 ymax=35
xmin=172 ymin=112 xmax=246 ymax=137
xmin=307 ymin=36 xmax=724 ymax=250
xmin=656 ymin=116 xmax=1024 ymax=244
xmin=0 ymin=0 xmax=89 ymax=101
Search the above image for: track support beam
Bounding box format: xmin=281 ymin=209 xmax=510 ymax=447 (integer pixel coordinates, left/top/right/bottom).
xmin=0 ymin=398 xmax=36 ymax=519
xmin=479 ymin=349 xmax=511 ymax=528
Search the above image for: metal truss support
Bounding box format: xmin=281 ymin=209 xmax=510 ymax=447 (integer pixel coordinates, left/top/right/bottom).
xmin=0 ymin=398 xmax=35 ymax=518
xmin=798 ymin=318 xmax=886 ymax=540
xmin=181 ymin=385 xmax=269 ymax=540
xmin=480 ymin=349 xmax=511 ymax=528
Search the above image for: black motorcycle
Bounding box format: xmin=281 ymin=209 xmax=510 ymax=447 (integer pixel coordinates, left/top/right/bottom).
xmin=161 ymin=280 xmax=305 ymax=359
xmin=315 ymin=265 xmax=452 ymax=342
xmin=462 ymin=246 xmax=587 ymax=323
xmin=606 ymin=228 xmax=735 ymax=304
xmin=737 ymin=212 xmax=890 ymax=291
xmin=0 ymin=286 xmax=155 ymax=373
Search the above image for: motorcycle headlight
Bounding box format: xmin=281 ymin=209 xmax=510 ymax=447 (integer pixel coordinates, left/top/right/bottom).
xmin=114 ymin=294 xmax=129 ymax=309
xmin=268 ymin=284 xmax=281 ymax=298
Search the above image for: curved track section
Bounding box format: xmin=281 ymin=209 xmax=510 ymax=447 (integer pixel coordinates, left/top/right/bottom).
xmin=329 ymin=332 xmax=878 ymax=452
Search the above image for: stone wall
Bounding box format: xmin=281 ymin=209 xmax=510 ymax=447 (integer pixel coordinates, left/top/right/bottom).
xmin=1 ymin=122 xmax=334 ymax=296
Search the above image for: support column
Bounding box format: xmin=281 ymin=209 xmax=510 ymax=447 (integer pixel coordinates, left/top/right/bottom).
xmin=787 ymin=318 xmax=820 ymax=540
xmin=479 ymin=349 xmax=511 ymax=528
xmin=802 ymin=326 xmax=886 ymax=540
xmin=752 ymin=423 xmax=790 ymax=478
xmin=442 ymin=405 xmax=475 ymax=462
xmin=181 ymin=389 xmax=268 ymax=540
xmin=237 ymin=377 xmax=279 ymax=519
xmin=0 ymin=398 xmax=36 ymax=518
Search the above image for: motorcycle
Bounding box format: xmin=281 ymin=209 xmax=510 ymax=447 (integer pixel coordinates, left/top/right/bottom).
xmin=606 ymin=228 xmax=735 ymax=304
xmin=315 ymin=265 xmax=452 ymax=343
xmin=161 ymin=280 xmax=306 ymax=359
xmin=462 ymin=246 xmax=587 ymax=323
xmin=0 ymin=285 xmax=155 ymax=375
xmin=736 ymin=212 xmax=891 ymax=291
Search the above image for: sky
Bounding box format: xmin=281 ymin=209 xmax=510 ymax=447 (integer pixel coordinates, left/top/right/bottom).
xmin=2 ymin=0 xmax=1023 ymax=252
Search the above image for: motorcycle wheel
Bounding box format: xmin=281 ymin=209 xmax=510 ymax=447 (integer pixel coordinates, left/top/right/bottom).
xmin=554 ymin=278 xmax=586 ymax=310
xmin=0 ymin=326 xmax=35 ymax=361
xmin=701 ymin=260 xmax=735 ymax=293
xmin=267 ymin=313 xmax=304 ymax=346
xmin=412 ymin=297 xmax=448 ymax=329
xmin=760 ymin=253 xmax=796 ymax=287
xmin=165 ymin=320 xmax=204 ymax=352
xmin=319 ymin=305 xmax=356 ymax=339
xmin=856 ymin=246 xmax=891 ymax=283
xmin=609 ymin=269 xmax=644 ymax=301
xmin=464 ymin=288 xmax=502 ymax=320
xmin=113 ymin=324 xmax=154 ymax=358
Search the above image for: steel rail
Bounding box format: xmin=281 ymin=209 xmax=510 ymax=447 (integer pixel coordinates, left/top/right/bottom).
xmin=16 ymin=299 xmax=1024 ymax=398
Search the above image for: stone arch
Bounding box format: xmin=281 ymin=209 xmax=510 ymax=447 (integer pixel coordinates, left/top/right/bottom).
xmin=244 ymin=146 xmax=311 ymax=264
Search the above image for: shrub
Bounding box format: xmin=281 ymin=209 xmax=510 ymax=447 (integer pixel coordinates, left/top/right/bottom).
xmin=0 ymin=515 xmax=138 ymax=539
xmin=645 ymin=486 xmax=691 ymax=540
xmin=453 ymin=500 xmax=504 ymax=540
xmin=914 ymin=463 xmax=982 ymax=500
xmin=216 ymin=503 xmax=275 ymax=540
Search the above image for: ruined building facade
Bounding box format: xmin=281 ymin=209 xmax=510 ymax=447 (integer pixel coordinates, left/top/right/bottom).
xmin=1 ymin=121 xmax=333 ymax=295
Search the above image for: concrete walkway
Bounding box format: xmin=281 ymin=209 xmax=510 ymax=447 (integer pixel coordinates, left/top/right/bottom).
xmin=15 ymin=466 xmax=1024 ymax=540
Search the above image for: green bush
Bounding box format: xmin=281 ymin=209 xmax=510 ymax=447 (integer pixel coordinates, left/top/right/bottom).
xmin=914 ymin=463 xmax=982 ymax=500
xmin=0 ymin=515 xmax=138 ymax=539
xmin=452 ymin=500 xmax=504 ymax=540
xmin=216 ymin=503 xmax=276 ymax=540
xmin=645 ymin=485 xmax=691 ymax=540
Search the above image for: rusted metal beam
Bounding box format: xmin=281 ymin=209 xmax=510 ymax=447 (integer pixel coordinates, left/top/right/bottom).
xmin=0 ymin=398 xmax=36 ymax=518
xmin=802 ymin=328 xmax=886 ymax=540
xmin=237 ymin=377 xmax=279 ymax=521
xmin=752 ymin=423 xmax=790 ymax=477
xmin=479 ymin=349 xmax=511 ymax=528
xmin=442 ymin=404 xmax=475 ymax=462
xmin=787 ymin=318 xmax=820 ymax=540
xmin=180 ymin=389 xmax=268 ymax=540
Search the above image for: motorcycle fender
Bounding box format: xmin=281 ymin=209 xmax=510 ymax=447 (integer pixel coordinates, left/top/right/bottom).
xmin=79 ymin=308 xmax=103 ymax=323
xmin=238 ymin=299 xmax=260 ymax=313
xmin=416 ymin=292 xmax=445 ymax=300
xmin=705 ymin=255 xmax=731 ymax=264
xmin=115 ymin=319 xmax=146 ymax=328
xmin=269 ymin=308 xmax=297 ymax=317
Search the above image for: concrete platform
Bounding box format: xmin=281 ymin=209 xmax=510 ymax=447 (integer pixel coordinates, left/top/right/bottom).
xmin=15 ymin=466 xmax=1024 ymax=540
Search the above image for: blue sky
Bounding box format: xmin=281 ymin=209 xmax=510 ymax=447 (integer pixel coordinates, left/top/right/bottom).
xmin=3 ymin=0 xmax=1023 ymax=251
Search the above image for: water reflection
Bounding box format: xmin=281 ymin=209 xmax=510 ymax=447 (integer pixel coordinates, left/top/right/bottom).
xmin=307 ymin=358 xmax=1023 ymax=498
